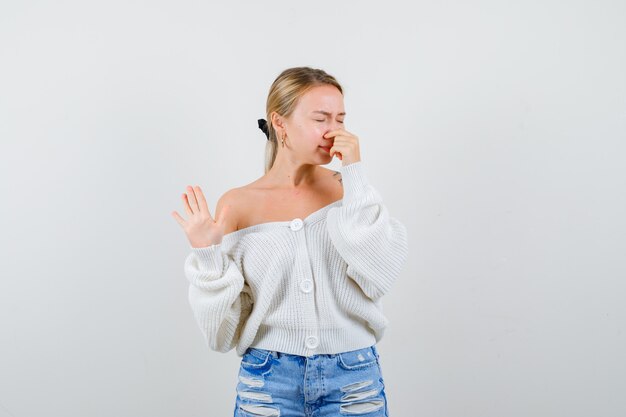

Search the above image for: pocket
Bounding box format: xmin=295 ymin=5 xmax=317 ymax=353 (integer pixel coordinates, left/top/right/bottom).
xmin=337 ymin=346 xmax=378 ymax=370
xmin=240 ymin=347 xmax=273 ymax=372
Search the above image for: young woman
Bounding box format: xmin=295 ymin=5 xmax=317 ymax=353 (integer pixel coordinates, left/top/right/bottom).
xmin=172 ymin=66 xmax=408 ymax=417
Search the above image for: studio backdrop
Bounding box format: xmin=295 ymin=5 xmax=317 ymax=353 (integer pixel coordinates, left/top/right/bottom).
xmin=0 ymin=1 xmax=624 ymax=416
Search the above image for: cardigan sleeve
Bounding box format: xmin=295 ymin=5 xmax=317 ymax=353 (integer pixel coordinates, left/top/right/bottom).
xmin=326 ymin=161 xmax=409 ymax=300
xmin=184 ymin=243 xmax=253 ymax=353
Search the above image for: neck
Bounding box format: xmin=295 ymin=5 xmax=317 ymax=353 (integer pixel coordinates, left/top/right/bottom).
xmin=265 ymin=154 xmax=319 ymax=189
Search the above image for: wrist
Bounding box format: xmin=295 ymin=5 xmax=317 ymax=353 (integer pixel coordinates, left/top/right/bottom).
xmin=339 ymin=160 xmax=369 ymax=202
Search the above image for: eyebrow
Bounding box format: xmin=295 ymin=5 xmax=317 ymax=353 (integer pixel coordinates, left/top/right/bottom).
xmin=312 ymin=110 xmax=346 ymax=116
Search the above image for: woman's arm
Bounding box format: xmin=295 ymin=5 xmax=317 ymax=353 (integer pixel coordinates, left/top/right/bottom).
xmin=185 ymin=244 xmax=253 ymax=352
xmin=326 ymin=161 xmax=409 ymax=300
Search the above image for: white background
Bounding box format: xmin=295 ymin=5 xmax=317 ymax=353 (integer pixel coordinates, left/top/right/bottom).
xmin=1 ymin=1 xmax=625 ymax=416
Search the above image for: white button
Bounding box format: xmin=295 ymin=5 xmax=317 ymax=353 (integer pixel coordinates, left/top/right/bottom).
xmin=300 ymin=279 xmax=313 ymax=293
xmin=305 ymin=335 xmax=319 ymax=349
xmin=290 ymin=218 xmax=303 ymax=231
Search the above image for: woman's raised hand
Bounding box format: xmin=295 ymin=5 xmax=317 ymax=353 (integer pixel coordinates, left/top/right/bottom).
xmin=171 ymin=185 xmax=229 ymax=248
xmin=324 ymin=128 xmax=361 ymax=166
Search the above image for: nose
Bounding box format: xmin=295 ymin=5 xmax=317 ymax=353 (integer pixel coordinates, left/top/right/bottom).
xmin=326 ymin=121 xmax=343 ymax=135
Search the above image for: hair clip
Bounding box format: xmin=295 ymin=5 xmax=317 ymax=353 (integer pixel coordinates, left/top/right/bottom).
xmin=257 ymin=119 xmax=269 ymax=140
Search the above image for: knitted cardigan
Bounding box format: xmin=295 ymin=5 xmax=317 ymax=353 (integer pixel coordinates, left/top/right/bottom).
xmin=184 ymin=161 xmax=409 ymax=357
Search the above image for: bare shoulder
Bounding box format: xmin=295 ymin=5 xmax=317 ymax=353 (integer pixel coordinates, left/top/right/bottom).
xmin=214 ymin=188 xmax=244 ymax=235
xmin=326 ymin=167 xmax=343 ymax=186
xmin=218 ymin=166 xmax=343 ymax=233
xmin=319 ymin=166 xmax=343 ymax=198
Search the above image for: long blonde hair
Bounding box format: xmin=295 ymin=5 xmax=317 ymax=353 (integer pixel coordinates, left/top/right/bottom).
xmin=264 ymin=67 xmax=343 ymax=174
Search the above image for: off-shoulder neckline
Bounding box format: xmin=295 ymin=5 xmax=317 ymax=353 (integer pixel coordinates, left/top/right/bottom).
xmin=221 ymin=198 xmax=343 ymax=241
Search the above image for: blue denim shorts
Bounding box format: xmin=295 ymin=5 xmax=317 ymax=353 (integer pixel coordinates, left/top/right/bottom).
xmin=234 ymin=344 xmax=388 ymax=417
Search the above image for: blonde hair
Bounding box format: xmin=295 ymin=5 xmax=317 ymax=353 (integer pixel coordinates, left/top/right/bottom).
xmin=264 ymin=67 xmax=343 ymax=174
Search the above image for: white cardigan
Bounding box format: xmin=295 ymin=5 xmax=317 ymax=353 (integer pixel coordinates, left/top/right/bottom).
xmin=184 ymin=161 xmax=409 ymax=357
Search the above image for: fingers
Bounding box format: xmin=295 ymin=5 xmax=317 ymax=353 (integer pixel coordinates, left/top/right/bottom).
xmin=185 ymin=185 xmax=199 ymax=213
xmin=171 ymin=210 xmax=186 ymax=227
xmin=329 ymin=145 xmax=343 ymax=160
xmin=182 ymin=192 xmax=194 ymax=217
xmin=329 ymin=140 xmax=346 ymax=158
xmin=323 ymin=128 xmax=353 ymax=139
xmin=181 ymin=184 xmax=214 ymax=222
xmin=327 ymin=129 xmax=357 ymax=162
xmin=181 ymin=192 xmax=193 ymax=216
xmin=194 ymin=185 xmax=211 ymax=216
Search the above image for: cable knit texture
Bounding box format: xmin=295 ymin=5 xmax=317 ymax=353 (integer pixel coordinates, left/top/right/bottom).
xmin=184 ymin=161 xmax=409 ymax=357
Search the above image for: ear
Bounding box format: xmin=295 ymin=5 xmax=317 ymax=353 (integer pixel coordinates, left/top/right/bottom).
xmin=270 ymin=111 xmax=285 ymax=132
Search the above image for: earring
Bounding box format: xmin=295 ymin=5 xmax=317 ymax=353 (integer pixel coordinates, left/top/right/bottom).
xmin=281 ymin=132 xmax=285 ymax=147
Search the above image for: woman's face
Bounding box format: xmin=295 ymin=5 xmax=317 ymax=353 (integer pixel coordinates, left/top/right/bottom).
xmin=282 ymin=84 xmax=346 ymax=163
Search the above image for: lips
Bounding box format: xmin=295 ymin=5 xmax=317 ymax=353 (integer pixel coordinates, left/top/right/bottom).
xmin=319 ymin=146 xmax=331 ymax=152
